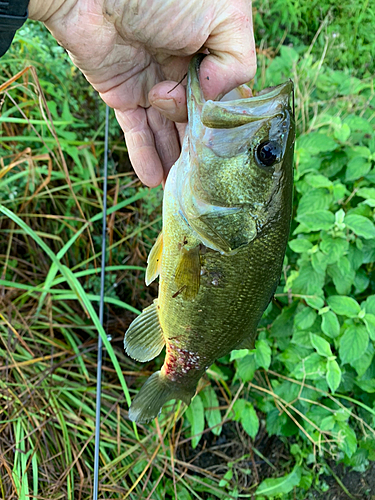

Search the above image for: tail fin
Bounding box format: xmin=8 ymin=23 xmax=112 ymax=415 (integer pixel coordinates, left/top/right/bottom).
xmin=128 ymin=371 xmax=196 ymax=423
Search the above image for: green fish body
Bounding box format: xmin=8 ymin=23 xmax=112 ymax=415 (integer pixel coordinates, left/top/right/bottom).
xmin=125 ymin=55 xmax=295 ymax=423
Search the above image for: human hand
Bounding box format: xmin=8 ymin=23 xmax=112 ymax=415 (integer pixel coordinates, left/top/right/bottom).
xmin=29 ymin=0 xmax=256 ymax=187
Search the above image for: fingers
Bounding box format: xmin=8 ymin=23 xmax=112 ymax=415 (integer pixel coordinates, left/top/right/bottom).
xmin=115 ymin=108 xmax=164 ymax=187
xmin=146 ymin=106 xmax=181 ymax=178
xmin=115 ymin=106 xmax=180 ymax=187
xmin=149 ymin=81 xmax=188 ymax=123
xmin=199 ymin=2 xmax=257 ymax=100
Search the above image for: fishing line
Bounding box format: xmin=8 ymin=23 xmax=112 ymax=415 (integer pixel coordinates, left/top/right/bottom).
xmin=93 ymin=104 xmax=110 ymax=500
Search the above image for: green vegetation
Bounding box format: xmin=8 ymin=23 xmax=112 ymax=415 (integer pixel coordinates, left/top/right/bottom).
xmin=0 ymin=1 xmax=374 ymax=498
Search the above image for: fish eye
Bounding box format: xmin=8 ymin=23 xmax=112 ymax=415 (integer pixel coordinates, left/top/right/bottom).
xmin=256 ymin=141 xmax=282 ymax=168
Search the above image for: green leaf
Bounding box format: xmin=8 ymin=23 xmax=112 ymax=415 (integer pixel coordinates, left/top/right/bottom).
xmin=232 ymin=399 xmax=247 ymax=421
xmin=185 ymin=395 xmax=205 ymax=449
xmin=311 ymin=251 xmax=329 ymax=275
xmin=320 ymin=236 xmax=349 ymax=264
xmin=364 ymin=313 xmax=375 ymax=340
xmin=336 ymin=422 xmax=357 ymax=458
xmin=345 ymin=214 xmax=375 ymax=239
xmin=327 ymin=296 xmax=360 ymax=317
xmin=350 ymin=343 xmax=374 ymax=378
xmin=339 ymin=325 xmax=369 ymax=364
xmin=292 ymin=261 xmax=325 ymax=296
xmin=297 ymin=132 xmax=337 ymax=154
xmin=291 ymin=353 xmax=327 ymax=380
xmin=310 ymin=334 xmax=332 ymax=357
xmin=321 ymin=311 xmax=340 ymax=338
xmin=304 ymin=296 xmax=325 ymax=310
xmin=294 ymin=307 xmax=317 ymax=330
xmin=327 ymin=257 xmax=355 ymax=295
xmin=305 ymin=173 xmax=332 ymax=188
xmin=334 ymin=123 xmax=350 ymax=143
xmin=200 ymin=386 xmax=222 ymax=436
xmin=255 ymin=340 xmax=271 ymax=370
xmin=357 ymin=187 xmax=375 ymax=200
xmin=255 ymin=466 xmax=302 ymax=497
xmin=297 ymin=189 xmax=333 ymax=216
xmin=326 ymin=359 xmax=341 ymax=393
xmin=230 ymin=349 xmax=250 ymax=361
xmin=297 ymin=210 xmax=335 ymax=232
xmin=345 ymin=156 xmax=371 ymax=182
xmin=288 ymin=239 xmax=313 ymax=253
xmin=241 ymin=403 xmax=259 ymax=439
xmin=364 ymin=295 xmax=375 ymax=315
xmin=236 ymin=354 xmax=256 ymax=382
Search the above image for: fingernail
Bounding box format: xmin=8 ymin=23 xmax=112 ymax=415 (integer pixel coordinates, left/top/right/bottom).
xmin=152 ymin=99 xmax=177 ymax=113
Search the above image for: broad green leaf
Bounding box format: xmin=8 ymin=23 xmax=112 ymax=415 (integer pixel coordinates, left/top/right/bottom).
xmin=336 ymin=422 xmax=357 ymax=458
xmin=334 ymin=123 xmax=350 ymax=143
xmin=236 ymin=354 xmax=256 ymax=382
xmin=327 ymin=295 xmax=360 ymax=317
xmin=291 ymin=353 xmax=327 ymax=380
xmin=354 ymin=269 xmax=370 ymax=293
xmin=345 ymin=214 xmax=375 ymax=239
xmin=200 ymin=385 xmax=222 ymax=436
xmin=327 ymin=257 xmax=355 ymax=295
xmin=297 ymin=132 xmax=337 ymax=154
xmin=232 ymin=399 xmax=247 ymax=421
xmin=332 ymin=182 xmax=348 ymax=202
xmin=305 ymin=173 xmax=332 ymax=188
xmin=321 ymin=311 xmax=340 ymax=338
xmin=241 ymin=403 xmax=259 ymax=439
xmin=255 ymin=466 xmax=302 ymax=497
xmin=297 ymin=189 xmax=332 ymax=216
xmin=288 ymin=239 xmax=313 ymax=253
xmin=271 ymin=301 xmax=299 ymax=338
xmin=230 ymin=349 xmax=250 ymax=361
xmin=185 ymin=395 xmax=205 ymax=449
xmin=311 ymin=251 xmax=329 ymax=275
xmin=339 ymin=325 xmax=369 ymax=364
xmin=297 ymin=210 xmax=335 ymax=232
xmin=345 ymin=156 xmax=371 ymax=182
xmin=364 ymin=313 xmax=375 ymax=340
xmin=305 ymin=296 xmax=325 ymax=309
xmin=350 ymin=343 xmax=374 ymax=377
xmin=292 ymin=261 xmax=325 ymax=296
xmin=364 ymin=295 xmax=375 ymax=315
xmin=320 ymin=236 xmax=349 ymax=264
xmin=255 ymin=340 xmax=271 ymax=370
xmin=295 ymin=307 xmax=317 ymax=330
xmin=326 ymin=359 xmax=341 ymax=393
xmin=357 ymin=187 xmax=375 ymax=200
xmin=310 ymin=334 xmax=332 ymax=357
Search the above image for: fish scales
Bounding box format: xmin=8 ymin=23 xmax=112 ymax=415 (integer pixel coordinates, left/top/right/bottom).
xmin=124 ymin=54 xmax=295 ymax=423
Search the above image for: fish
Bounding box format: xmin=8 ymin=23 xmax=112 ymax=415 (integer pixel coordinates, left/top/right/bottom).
xmin=124 ymin=54 xmax=295 ymax=424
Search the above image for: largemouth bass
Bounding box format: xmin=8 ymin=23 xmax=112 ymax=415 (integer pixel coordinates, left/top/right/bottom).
xmin=125 ymin=54 xmax=295 ymax=424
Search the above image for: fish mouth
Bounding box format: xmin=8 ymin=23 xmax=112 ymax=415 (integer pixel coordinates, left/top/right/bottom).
xmin=187 ymin=54 xmax=294 ymax=129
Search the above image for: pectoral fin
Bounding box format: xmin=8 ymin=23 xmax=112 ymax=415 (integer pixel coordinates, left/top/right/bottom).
xmin=189 ymin=204 xmax=257 ymax=254
xmin=124 ymin=300 xmax=165 ymax=362
xmin=175 ymin=246 xmax=201 ymax=300
xmin=146 ymin=232 xmax=163 ymax=286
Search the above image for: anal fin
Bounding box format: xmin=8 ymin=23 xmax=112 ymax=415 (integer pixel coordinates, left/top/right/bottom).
xmin=128 ymin=370 xmax=196 ymax=423
xmin=124 ymin=300 xmax=165 ymax=362
xmin=146 ymin=232 xmax=163 ymax=286
xmin=174 ymin=246 xmax=200 ymax=300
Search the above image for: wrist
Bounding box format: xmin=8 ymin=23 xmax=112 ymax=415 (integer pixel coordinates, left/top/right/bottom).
xmin=28 ymin=0 xmax=72 ymax=22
